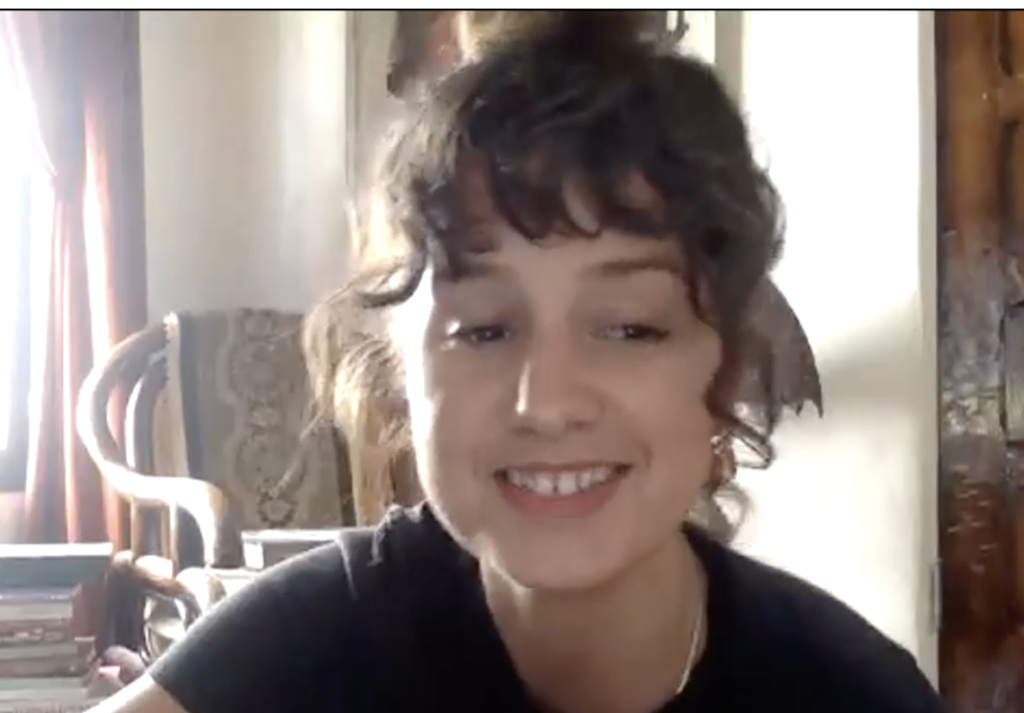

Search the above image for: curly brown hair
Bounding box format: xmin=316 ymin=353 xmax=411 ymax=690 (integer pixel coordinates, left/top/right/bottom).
xmin=305 ymin=11 xmax=785 ymax=531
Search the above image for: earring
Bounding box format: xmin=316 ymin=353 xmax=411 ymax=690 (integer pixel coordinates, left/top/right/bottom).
xmin=709 ymin=433 xmax=736 ymax=489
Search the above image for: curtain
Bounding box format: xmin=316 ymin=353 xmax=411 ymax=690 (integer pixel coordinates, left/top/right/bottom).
xmin=0 ymin=10 xmax=147 ymax=545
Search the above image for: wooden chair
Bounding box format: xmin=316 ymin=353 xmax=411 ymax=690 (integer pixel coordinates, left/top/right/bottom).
xmin=78 ymin=309 xmax=354 ymax=665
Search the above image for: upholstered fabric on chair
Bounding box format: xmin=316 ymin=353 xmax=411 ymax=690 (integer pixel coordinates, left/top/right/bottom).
xmin=160 ymin=310 xmax=351 ymax=565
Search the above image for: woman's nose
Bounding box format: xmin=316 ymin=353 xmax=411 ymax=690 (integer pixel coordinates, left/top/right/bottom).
xmin=511 ymin=338 xmax=603 ymax=438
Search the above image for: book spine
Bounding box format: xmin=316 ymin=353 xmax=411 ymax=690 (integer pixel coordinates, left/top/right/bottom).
xmin=0 ymin=622 xmax=74 ymax=647
xmin=0 ymin=657 xmax=86 ymax=679
xmin=0 ymin=702 xmax=98 ymax=713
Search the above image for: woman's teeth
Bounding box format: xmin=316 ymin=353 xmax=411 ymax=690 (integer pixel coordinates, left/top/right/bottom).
xmin=501 ymin=466 xmax=619 ymax=496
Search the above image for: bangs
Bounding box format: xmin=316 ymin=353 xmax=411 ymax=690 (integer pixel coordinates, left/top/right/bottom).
xmin=382 ymin=43 xmax=773 ymax=307
xmin=424 ymin=152 xmax=677 ymax=273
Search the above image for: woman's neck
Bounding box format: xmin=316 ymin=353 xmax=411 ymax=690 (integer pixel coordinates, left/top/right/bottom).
xmin=481 ymin=534 xmax=705 ymax=713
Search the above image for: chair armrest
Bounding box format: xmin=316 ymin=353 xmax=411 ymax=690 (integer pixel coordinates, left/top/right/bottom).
xmin=102 ymin=551 xmax=203 ymax=660
xmin=77 ymin=324 xmax=243 ymax=568
xmin=126 ymin=556 xmax=205 ymax=625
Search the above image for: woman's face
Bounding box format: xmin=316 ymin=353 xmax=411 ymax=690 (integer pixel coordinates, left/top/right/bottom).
xmin=394 ymin=190 xmax=722 ymax=591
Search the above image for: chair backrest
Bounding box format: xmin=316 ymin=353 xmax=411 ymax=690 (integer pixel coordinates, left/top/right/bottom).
xmin=161 ymin=310 xmax=352 ymax=535
xmin=79 ymin=308 xmax=353 ymax=570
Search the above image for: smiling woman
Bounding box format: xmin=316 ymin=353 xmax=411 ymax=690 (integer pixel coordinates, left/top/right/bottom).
xmin=92 ymin=11 xmax=944 ymax=713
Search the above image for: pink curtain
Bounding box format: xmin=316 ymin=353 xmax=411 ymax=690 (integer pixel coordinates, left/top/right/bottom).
xmin=1 ymin=10 xmax=147 ymax=546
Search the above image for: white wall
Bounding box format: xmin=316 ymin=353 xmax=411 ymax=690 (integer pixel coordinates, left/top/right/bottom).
xmin=729 ymin=11 xmax=938 ymax=680
xmin=135 ymin=9 xmax=939 ymax=679
xmin=349 ymin=11 xmax=401 ymax=196
xmin=139 ymin=10 xmax=354 ymax=318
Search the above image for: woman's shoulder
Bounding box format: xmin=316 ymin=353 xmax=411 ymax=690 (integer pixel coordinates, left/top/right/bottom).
xmin=248 ymin=503 xmax=467 ymax=633
xmin=224 ymin=503 xmax=455 ymax=607
xmin=147 ymin=505 xmax=463 ymax=713
xmin=691 ymin=530 xmax=943 ymax=711
xmin=335 ymin=502 xmax=468 ymax=585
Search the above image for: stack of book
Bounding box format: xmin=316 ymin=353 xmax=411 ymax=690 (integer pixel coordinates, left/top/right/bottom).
xmin=0 ymin=542 xmax=115 ymax=713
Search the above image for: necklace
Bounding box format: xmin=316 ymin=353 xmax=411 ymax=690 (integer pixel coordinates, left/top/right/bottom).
xmin=674 ymin=595 xmax=705 ymax=695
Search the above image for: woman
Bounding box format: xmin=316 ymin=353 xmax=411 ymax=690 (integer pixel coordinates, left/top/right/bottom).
xmin=97 ymin=11 xmax=946 ymax=713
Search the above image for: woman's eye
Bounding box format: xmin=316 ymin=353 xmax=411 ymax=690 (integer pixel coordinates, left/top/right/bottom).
xmin=448 ymin=323 xmax=512 ymax=345
xmin=600 ymin=323 xmax=669 ymax=343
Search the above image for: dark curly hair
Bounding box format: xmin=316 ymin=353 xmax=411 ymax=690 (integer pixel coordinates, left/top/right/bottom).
xmin=305 ymin=11 xmax=785 ymax=533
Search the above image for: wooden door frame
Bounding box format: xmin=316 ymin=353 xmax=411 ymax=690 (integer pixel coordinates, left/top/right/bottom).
xmin=937 ymin=10 xmax=1024 ymax=712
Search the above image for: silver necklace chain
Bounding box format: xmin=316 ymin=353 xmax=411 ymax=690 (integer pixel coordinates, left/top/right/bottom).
xmin=674 ymin=596 xmax=705 ymax=695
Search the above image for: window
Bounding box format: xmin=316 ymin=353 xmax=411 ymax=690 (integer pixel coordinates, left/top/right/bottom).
xmin=0 ymin=39 xmax=36 ymax=491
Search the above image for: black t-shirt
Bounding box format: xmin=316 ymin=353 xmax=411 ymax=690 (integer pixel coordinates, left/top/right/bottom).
xmin=149 ymin=504 xmax=946 ymax=712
